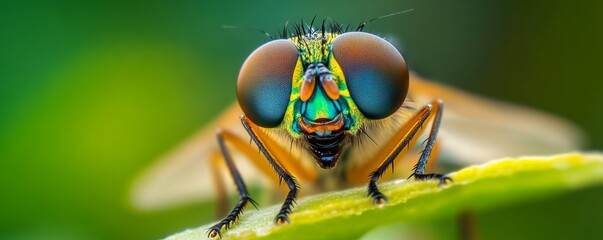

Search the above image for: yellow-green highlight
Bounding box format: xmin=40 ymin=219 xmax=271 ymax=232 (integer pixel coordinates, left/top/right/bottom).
xmin=167 ymin=153 xmax=603 ymax=239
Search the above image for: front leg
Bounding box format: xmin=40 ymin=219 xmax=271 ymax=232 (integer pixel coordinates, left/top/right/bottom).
xmin=207 ymin=130 xmax=259 ymax=239
xmin=208 ymin=116 xmax=315 ymax=238
xmin=408 ymin=100 xmax=453 ymax=185
xmin=366 ymin=100 xmax=452 ymax=204
xmin=240 ymin=116 xmax=300 ymax=224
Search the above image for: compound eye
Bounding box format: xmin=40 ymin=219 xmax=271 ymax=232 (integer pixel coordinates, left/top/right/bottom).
xmin=237 ymin=40 xmax=298 ymax=127
xmin=331 ymin=32 xmax=409 ymax=119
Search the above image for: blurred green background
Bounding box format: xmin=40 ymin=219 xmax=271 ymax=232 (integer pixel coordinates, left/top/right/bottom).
xmin=1 ymin=0 xmax=602 ymax=239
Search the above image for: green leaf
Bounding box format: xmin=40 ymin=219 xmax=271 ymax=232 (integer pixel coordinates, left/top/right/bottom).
xmin=166 ymin=153 xmax=603 ymax=240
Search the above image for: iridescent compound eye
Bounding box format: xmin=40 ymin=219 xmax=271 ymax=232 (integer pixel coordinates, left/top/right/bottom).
xmin=331 ymin=32 xmax=409 ymax=119
xmin=237 ymin=40 xmax=299 ymax=127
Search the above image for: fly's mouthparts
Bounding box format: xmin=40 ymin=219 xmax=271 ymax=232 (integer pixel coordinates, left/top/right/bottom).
xmin=298 ymin=113 xmax=344 ymax=136
xmin=304 ymin=128 xmax=346 ymax=169
xmin=299 ymin=113 xmax=347 ymax=169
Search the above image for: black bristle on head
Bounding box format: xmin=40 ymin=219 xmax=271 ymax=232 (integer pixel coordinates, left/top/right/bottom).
xmin=275 ymin=18 xmax=349 ymax=40
xmin=294 ymin=23 xmax=302 ymax=39
xmin=226 ymin=11 xmax=413 ymax=40
xmin=309 ymin=15 xmax=317 ymax=34
xmin=321 ymin=18 xmax=326 ymax=37
xmin=300 ymin=18 xmax=307 ymax=35
xmin=281 ymin=21 xmax=289 ymax=38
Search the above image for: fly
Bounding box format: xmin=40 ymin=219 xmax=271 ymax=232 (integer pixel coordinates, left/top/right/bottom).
xmin=129 ymin=15 xmax=584 ymax=239
xmin=209 ymin=19 xmax=450 ymax=237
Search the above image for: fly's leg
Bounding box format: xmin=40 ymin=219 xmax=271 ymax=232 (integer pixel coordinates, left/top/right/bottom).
xmin=207 ymin=118 xmax=316 ymax=238
xmin=367 ymin=99 xmax=452 ymax=204
xmin=408 ymin=100 xmax=453 ymax=185
xmin=240 ymin=116 xmax=299 ymax=224
xmin=207 ymin=130 xmax=259 ymax=239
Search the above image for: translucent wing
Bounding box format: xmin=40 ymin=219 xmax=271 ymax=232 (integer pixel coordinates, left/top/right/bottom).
xmin=130 ymin=105 xmax=314 ymax=211
xmin=130 ymin=73 xmax=585 ymax=211
xmin=129 ymin=103 xmax=271 ymax=211
xmin=407 ymin=73 xmax=585 ymax=164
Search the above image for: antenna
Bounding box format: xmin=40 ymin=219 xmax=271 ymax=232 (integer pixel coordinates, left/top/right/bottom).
xmin=356 ymin=9 xmax=415 ymax=31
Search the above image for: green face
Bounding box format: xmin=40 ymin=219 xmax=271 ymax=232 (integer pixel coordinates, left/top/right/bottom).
xmin=236 ymin=24 xmax=409 ymax=139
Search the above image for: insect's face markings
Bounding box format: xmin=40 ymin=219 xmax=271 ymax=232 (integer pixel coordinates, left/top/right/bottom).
xmin=275 ymin=31 xmax=369 ymax=168
xmin=279 ymin=32 xmax=367 ymax=139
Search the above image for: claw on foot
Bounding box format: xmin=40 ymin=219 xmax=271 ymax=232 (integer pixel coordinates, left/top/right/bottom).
xmin=274 ymin=214 xmax=290 ymax=225
xmin=439 ymin=175 xmax=453 ymax=185
xmin=414 ymin=173 xmax=454 ymax=186
xmin=207 ymin=227 xmax=221 ymax=239
xmin=371 ymin=193 xmax=389 ymax=206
